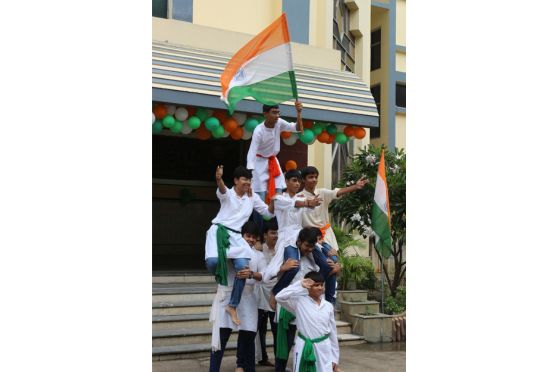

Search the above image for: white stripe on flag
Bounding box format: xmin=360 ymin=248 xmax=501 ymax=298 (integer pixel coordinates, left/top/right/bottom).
xmin=373 ymin=175 xmax=389 ymax=215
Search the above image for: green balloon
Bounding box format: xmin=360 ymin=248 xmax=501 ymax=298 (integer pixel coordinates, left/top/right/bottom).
xmin=152 ymin=120 xmax=163 ymax=134
xmin=205 ymin=116 xmax=220 ymax=131
xmin=187 ymin=116 xmax=201 ymax=129
xmin=335 ymin=133 xmax=348 ymax=144
xmin=244 ymin=118 xmax=260 ymax=132
xmin=312 ymin=125 xmax=323 ymax=135
xmin=170 ymin=121 xmax=183 ymax=133
xmin=162 ymin=115 xmax=175 ymax=128
xmin=253 ymin=115 xmax=264 ymax=122
xmin=299 ymin=128 xmax=315 ymax=144
xmin=326 ymin=123 xmax=337 ymax=135
xmin=196 ymin=108 xmax=209 ymax=122
xmin=211 ymin=125 xmax=225 ymax=138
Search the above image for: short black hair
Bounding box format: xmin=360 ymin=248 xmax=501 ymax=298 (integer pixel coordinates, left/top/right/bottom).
xmin=308 ymin=227 xmax=323 ymax=240
xmin=262 ymin=104 xmax=279 ymax=113
xmin=263 ymin=218 xmax=278 ymax=233
xmin=241 ymin=220 xmax=259 ymax=237
xmin=297 ymin=227 xmax=320 ymax=246
xmin=233 ymin=165 xmax=252 ymax=180
xmin=304 ymin=270 xmax=325 ymax=283
xmin=284 ymin=169 xmax=302 ymax=180
xmin=301 ymin=166 xmax=319 ymax=179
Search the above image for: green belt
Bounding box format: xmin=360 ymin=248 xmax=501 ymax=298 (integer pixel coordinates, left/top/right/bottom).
xmin=214 ymin=224 xmax=231 ymax=286
xmin=275 ymin=307 xmax=296 ymax=360
xmin=297 ymin=332 xmax=330 ymax=372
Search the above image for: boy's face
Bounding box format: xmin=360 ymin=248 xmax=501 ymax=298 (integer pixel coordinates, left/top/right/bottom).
xmin=263 ymin=108 xmax=280 ymax=125
xmin=308 ymin=280 xmax=325 ymax=299
xmin=303 ymin=173 xmax=319 ymax=190
xmin=297 ymin=240 xmax=315 ymax=256
xmin=264 ymin=229 xmax=278 ymax=247
xmin=234 ymin=176 xmax=252 ymax=194
xmin=285 ymin=177 xmax=301 ymax=193
xmin=243 ymin=233 xmax=258 ymax=247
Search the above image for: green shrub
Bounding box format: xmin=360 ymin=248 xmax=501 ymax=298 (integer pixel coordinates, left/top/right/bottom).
xmin=384 ymin=286 xmax=406 ymax=314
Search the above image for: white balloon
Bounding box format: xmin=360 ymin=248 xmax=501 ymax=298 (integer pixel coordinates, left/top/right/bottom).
xmin=152 ymin=112 xmax=155 ymax=124
xmin=233 ymin=113 xmax=247 ymax=125
xmin=180 ymin=121 xmax=193 ymax=134
xmin=165 ymin=104 xmax=176 ymax=115
xmin=175 ymin=107 xmax=189 ymax=121
xmin=241 ymin=129 xmax=253 ymax=140
xmin=283 ymin=135 xmax=298 ymax=146
xmin=222 ymin=130 xmax=230 ymax=138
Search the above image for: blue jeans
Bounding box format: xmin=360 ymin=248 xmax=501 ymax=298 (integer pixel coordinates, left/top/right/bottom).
xmin=272 ymin=245 xmax=300 ymax=296
xmin=206 ymin=257 xmax=250 ymax=307
xmin=209 ymin=327 xmax=232 ymax=372
xmin=312 ymin=244 xmax=336 ymax=304
xmin=236 ymin=330 xmax=257 ymax=372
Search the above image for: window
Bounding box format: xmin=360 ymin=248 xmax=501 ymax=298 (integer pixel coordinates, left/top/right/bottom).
xmin=371 ymin=29 xmax=381 ymax=70
xmin=396 ymin=83 xmax=406 ymax=108
xmin=173 ymin=0 xmax=193 ymax=22
xmin=333 ymin=0 xmax=355 ymax=72
xmin=152 ymin=0 xmax=168 ymax=18
xmin=370 ymin=85 xmax=381 ymax=138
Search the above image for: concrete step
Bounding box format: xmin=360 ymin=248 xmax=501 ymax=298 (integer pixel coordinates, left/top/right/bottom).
xmin=152 ymin=299 xmax=213 ymax=316
xmin=339 ymin=300 xmax=380 ymax=321
xmin=338 ymin=290 xmax=369 ymax=302
xmin=152 ymin=339 xmax=274 ymax=361
xmin=337 ymin=333 xmax=366 ymax=346
xmin=153 ymin=313 xmax=211 ymax=331
xmin=152 ymin=283 xmax=217 ymax=304
xmin=153 ymin=271 xmax=216 ymax=284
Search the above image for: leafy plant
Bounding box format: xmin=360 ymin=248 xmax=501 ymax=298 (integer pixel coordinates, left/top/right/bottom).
xmin=384 ymin=286 xmax=406 ymax=315
xmin=333 ymin=225 xmax=375 ymax=290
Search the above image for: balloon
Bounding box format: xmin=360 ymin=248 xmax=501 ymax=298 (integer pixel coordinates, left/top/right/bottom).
xmin=152 ymin=112 xmax=155 ymax=124
xmin=222 ymin=129 xmax=230 ymax=138
xmin=204 ymin=117 xmax=220 ymax=131
xmin=244 ymin=118 xmax=259 ymax=132
xmin=186 ymin=106 xmax=197 ymax=117
xmin=302 ymin=119 xmax=313 ymax=129
xmin=174 ymin=107 xmax=189 ymax=121
xmin=283 ymin=135 xmax=298 ymax=146
xmin=336 ymin=124 xmax=345 ymax=132
xmin=285 ymin=160 xmax=297 ymax=171
xmin=162 ymin=115 xmax=175 ymax=128
xmin=241 ymin=129 xmax=253 ymax=140
xmin=335 ymin=133 xmax=348 ymax=144
xmin=165 ymin=104 xmax=176 ymax=116
xmin=232 ymin=113 xmax=247 ymax=125
xmin=354 ymin=127 xmax=366 ymax=139
xmin=196 ymin=108 xmax=210 ymax=122
xmin=326 ymin=124 xmax=337 ymax=135
xmin=196 ymin=124 xmax=211 ymax=140
xmin=230 ymin=127 xmax=243 ymax=140
xmin=170 ymin=121 xmax=183 ymax=133
xmin=206 ymin=109 xmax=214 ymax=117
xmin=280 ymin=131 xmax=292 ymax=139
xmin=299 ymin=128 xmax=315 ymax=144
xmin=223 ymin=118 xmax=239 ymax=133
xmin=311 ymin=125 xmax=323 ymax=135
xmin=317 ymin=131 xmax=330 ymax=143
xmin=344 ymin=126 xmax=355 ymax=137
xmin=181 ymin=123 xmax=193 ymax=135
xmin=252 ymin=115 xmax=264 ymax=123
xmin=153 ymin=104 xmax=167 ymax=120
xmin=327 ymin=133 xmax=335 ymax=144
xmin=187 ymin=116 xmax=201 ymax=129
xmin=213 ymin=110 xmax=229 ymax=122
xmin=211 ymin=125 xmax=225 ymax=138
xmin=152 ymin=120 xmax=163 ymax=134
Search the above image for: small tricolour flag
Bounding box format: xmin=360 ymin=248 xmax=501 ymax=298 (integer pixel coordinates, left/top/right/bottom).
xmin=371 ymin=150 xmax=392 ymax=258
xmin=220 ymin=13 xmax=298 ymax=114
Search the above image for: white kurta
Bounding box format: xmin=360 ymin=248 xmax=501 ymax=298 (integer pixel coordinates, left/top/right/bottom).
xmin=256 ymin=242 xmax=277 ymax=311
xmin=205 ymin=187 xmax=273 ymax=260
xmin=300 ymin=188 xmax=340 ymax=250
xmin=246 ymin=118 xmax=298 ymax=193
xmin=275 ymin=281 xmax=340 ymax=372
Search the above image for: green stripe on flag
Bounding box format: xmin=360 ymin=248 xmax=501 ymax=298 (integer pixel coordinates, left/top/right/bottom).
xmin=226 ymin=71 xmax=296 ymax=113
xmin=371 ymin=202 xmax=392 ymax=258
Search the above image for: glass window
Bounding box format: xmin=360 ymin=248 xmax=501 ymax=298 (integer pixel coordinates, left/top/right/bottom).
xmin=333 ymin=0 xmax=355 ymax=72
xmin=371 ymin=29 xmax=381 ymax=70
xmin=173 ymin=0 xmax=193 ymax=22
xmin=152 ymin=0 xmax=168 ymax=18
xmin=370 ymin=85 xmax=381 ymax=138
xmin=396 ymin=83 xmax=406 ymax=108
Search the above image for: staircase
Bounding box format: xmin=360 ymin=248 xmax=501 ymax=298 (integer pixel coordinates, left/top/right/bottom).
xmin=152 ymin=272 xmax=365 ymax=361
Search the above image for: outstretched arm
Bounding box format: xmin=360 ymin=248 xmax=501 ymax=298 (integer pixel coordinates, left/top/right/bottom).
xmin=336 ymin=176 xmax=369 ymax=197
xmin=215 ymin=165 xmax=227 ymax=194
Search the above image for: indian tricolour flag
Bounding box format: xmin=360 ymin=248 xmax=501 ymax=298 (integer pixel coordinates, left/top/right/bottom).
xmin=220 ymin=13 xmax=298 ymax=114
xmin=372 ymin=150 xmax=393 ymax=258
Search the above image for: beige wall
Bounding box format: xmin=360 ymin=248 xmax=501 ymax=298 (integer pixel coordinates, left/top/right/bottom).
xmin=396 ymin=0 xmax=406 ymax=47
xmin=396 ymin=51 xmax=406 ymax=72
xmin=395 ymin=113 xmax=406 ymax=149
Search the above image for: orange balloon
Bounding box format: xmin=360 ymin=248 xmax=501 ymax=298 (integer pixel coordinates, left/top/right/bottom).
xmin=186 ymin=106 xmax=197 ymax=117
xmin=153 ymin=104 xmax=167 ymax=120
xmin=196 ymin=124 xmax=211 ymax=140
xmin=285 ymin=160 xmax=297 ymax=171
xmin=230 ymin=127 xmax=244 ymax=140
xmin=317 ymin=131 xmax=330 ymax=143
xmin=213 ymin=110 xmax=229 ymax=122
xmin=327 ymin=134 xmax=335 ymax=144
xmin=343 ymin=126 xmax=355 ymax=137
xmin=281 ymin=131 xmax=292 ymax=139
xmin=354 ymin=127 xmax=366 ymax=139
xmin=223 ymin=118 xmax=239 ymax=133
xmin=302 ymin=120 xmax=313 ymax=129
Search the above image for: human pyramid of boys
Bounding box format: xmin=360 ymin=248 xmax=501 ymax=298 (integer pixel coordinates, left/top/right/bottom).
xmin=204 ymin=101 xmax=369 ymax=372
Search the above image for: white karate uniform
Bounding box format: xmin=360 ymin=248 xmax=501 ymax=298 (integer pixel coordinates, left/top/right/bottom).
xmin=275 ymin=281 xmax=339 ymax=372
xmin=205 ymin=187 xmax=273 ymax=260
xmin=246 ymin=118 xmax=298 ymax=193
xmin=300 ymin=188 xmax=340 ymax=250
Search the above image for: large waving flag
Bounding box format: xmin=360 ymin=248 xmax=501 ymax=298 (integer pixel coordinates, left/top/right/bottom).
xmin=220 ymin=13 xmax=298 ymax=113
xmin=372 ymin=150 xmax=393 ymax=258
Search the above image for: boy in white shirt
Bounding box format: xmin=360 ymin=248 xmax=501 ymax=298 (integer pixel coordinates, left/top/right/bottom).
xmin=275 ymin=271 xmax=340 ymax=372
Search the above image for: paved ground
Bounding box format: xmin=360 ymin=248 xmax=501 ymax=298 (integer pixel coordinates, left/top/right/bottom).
xmin=153 ymin=342 xmax=405 ymax=372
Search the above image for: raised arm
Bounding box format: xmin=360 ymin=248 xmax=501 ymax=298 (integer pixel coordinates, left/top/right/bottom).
xmin=215 ymin=165 xmax=227 ymax=194
xmin=275 ymin=279 xmax=310 ymax=314
xmin=336 ymin=176 xmax=369 ymax=197
xmin=294 ymin=100 xmax=303 ymax=132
